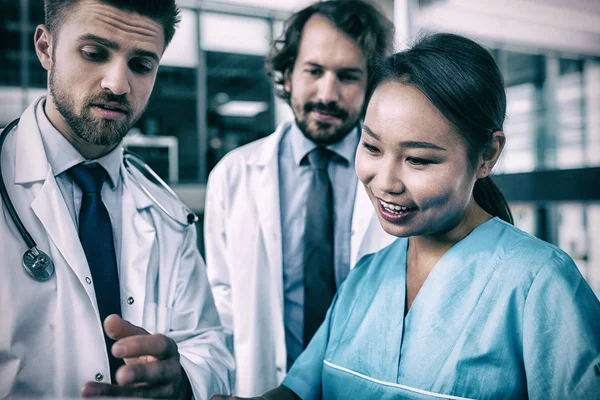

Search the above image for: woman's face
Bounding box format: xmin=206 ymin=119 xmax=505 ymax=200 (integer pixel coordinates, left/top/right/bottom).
xmin=356 ymin=81 xmax=481 ymax=238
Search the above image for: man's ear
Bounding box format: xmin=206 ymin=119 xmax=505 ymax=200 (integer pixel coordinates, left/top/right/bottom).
xmin=283 ymin=68 xmax=292 ymax=94
xmin=34 ymin=25 xmax=53 ymax=71
xmin=476 ymin=131 xmax=505 ymax=179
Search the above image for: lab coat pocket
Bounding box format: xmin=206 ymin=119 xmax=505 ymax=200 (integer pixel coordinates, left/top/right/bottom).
xmin=143 ymin=303 xmax=173 ymax=334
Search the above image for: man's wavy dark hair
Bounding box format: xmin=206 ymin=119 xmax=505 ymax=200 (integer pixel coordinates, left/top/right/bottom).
xmin=44 ymin=0 xmax=180 ymax=48
xmin=266 ymin=0 xmax=394 ymax=104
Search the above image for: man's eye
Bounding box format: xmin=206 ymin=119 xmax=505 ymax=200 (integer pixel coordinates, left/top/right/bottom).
xmin=130 ymin=60 xmax=153 ymax=74
xmin=306 ymin=69 xmax=322 ymax=76
xmin=82 ymin=50 xmax=106 ymax=62
xmin=339 ymin=74 xmax=360 ymax=82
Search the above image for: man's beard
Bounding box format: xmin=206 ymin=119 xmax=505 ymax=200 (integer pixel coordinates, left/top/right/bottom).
xmin=49 ymin=69 xmax=138 ymax=147
xmin=294 ymin=100 xmax=360 ymax=145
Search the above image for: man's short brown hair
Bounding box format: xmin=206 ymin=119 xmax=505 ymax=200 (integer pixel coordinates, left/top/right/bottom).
xmin=44 ymin=0 xmax=180 ymax=47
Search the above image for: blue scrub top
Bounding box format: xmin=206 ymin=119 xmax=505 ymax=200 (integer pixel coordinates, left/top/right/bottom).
xmin=283 ymin=217 xmax=600 ymax=399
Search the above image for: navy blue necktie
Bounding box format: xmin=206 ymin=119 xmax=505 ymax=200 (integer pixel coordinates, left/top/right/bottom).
xmin=303 ymin=147 xmax=336 ymax=347
xmin=68 ymin=164 xmax=123 ymax=380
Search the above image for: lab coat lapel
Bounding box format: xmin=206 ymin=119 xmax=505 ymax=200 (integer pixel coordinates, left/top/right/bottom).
xmin=19 ymin=101 xmax=101 ymax=316
xmin=250 ymin=125 xmax=287 ymax=311
xmin=30 ymin=173 xmax=99 ymax=301
xmin=253 ymin=162 xmax=282 ymax=285
xmin=119 ymin=166 xmax=156 ymax=326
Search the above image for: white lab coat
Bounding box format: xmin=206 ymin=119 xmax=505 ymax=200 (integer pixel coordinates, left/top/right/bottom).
xmin=0 ymin=99 xmax=234 ymax=399
xmin=204 ymin=122 xmax=395 ymax=396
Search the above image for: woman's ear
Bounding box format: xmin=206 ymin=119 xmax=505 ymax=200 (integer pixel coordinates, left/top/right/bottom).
xmin=34 ymin=25 xmax=53 ymax=71
xmin=476 ymin=131 xmax=505 ymax=179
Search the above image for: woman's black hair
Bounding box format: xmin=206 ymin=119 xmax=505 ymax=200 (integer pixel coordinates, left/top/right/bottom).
xmin=367 ymin=33 xmax=513 ymax=224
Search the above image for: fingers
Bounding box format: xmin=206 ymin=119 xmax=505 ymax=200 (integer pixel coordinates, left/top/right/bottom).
xmin=81 ymin=381 xmax=177 ymax=399
xmin=81 ymin=357 xmax=184 ymax=398
xmin=104 ymin=315 xmax=149 ymax=341
xmin=115 ymin=358 xmax=181 ymax=386
xmin=112 ymin=333 xmax=178 ymax=360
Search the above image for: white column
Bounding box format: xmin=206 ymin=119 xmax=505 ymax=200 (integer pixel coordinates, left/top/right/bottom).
xmin=393 ymin=0 xmax=415 ymax=50
xmin=584 ymin=60 xmax=600 ymax=166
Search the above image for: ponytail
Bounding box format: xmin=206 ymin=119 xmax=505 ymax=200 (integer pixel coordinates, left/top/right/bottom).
xmin=473 ymin=176 xmax=513 ymax=224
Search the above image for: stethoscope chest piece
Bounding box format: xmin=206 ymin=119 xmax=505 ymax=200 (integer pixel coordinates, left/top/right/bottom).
xmin=23 ymin=248 xmax=55 ymax=282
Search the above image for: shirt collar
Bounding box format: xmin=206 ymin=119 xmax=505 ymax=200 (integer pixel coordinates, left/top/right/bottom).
xmin=36 ymin=97 xmax=122 ymax=189
xmin=289 ymin=120 xmax=360 ymax=167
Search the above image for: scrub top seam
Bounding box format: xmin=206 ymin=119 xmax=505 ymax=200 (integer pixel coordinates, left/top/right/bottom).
xmin=429 ymin=242 xmax=504 ymax=391
xmin=323 ymin=360 xmax=475 ymax=399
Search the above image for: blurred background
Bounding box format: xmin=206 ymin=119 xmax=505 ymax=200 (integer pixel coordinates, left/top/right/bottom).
xmin=1 ymin=0 xmax=599 ymax=296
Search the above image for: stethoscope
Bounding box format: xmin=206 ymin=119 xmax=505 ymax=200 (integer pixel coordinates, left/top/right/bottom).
xmin=0 ymin=118 xmax=199 ymax=282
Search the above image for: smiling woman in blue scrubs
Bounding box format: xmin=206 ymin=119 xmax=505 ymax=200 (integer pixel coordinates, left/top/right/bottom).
xmin=213 ymin=33 xmax=600 ymax=400
xmin=277 ymin=33 xmax=600 ymax=400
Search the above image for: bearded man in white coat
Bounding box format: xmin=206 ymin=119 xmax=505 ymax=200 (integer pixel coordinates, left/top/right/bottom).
xmin=0 ymin=0 xmax=233 ymax=398
xmin=204 ymin=1 xmax=395 ymax=396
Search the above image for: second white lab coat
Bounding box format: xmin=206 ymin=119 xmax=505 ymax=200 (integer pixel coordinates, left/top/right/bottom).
xmin=0 ymin=98 xmax=234 ymax=399
xmin=204 ymin=122 xmax=395 ymax=396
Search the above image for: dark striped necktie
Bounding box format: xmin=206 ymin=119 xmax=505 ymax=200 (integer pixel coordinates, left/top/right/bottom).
xmin=303 ymin=147 xmax=336 ymax=347
xmin=68 ymin=163 xmax=123 ymax=381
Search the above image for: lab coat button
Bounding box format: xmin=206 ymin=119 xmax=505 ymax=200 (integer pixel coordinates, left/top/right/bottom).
xmin=95 ymin=373 xmax=104 ymax=382
xmin=127 ymin=297 xmax=134 ymax=305
xmin=276 ymin=366 xmax=283 ymax=373
xmin=85 ymin=277 xmax=92 ymax=284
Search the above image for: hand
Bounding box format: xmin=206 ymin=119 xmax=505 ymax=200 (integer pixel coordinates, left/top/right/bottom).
xmin=81 ymin=314 xmax=191 ymax=399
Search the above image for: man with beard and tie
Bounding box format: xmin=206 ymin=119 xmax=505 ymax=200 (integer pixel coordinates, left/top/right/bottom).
xmin=0 ymin=0 xmax=233 ymax=398
xmin=204 ymin=1 xmax=395 ymax=397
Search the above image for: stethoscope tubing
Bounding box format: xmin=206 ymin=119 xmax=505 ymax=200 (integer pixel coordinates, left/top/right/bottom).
xmin=123 ymin=150 xmax=199 ymax=226
xmin=0 ymin=118 xmax=38 ymax=249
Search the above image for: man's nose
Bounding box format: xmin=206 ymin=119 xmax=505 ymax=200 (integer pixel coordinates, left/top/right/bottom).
xmin=316 ymin=73 xmax=340 ymax=104
xmin=100 ymin=60 xmax=131 ymax=96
